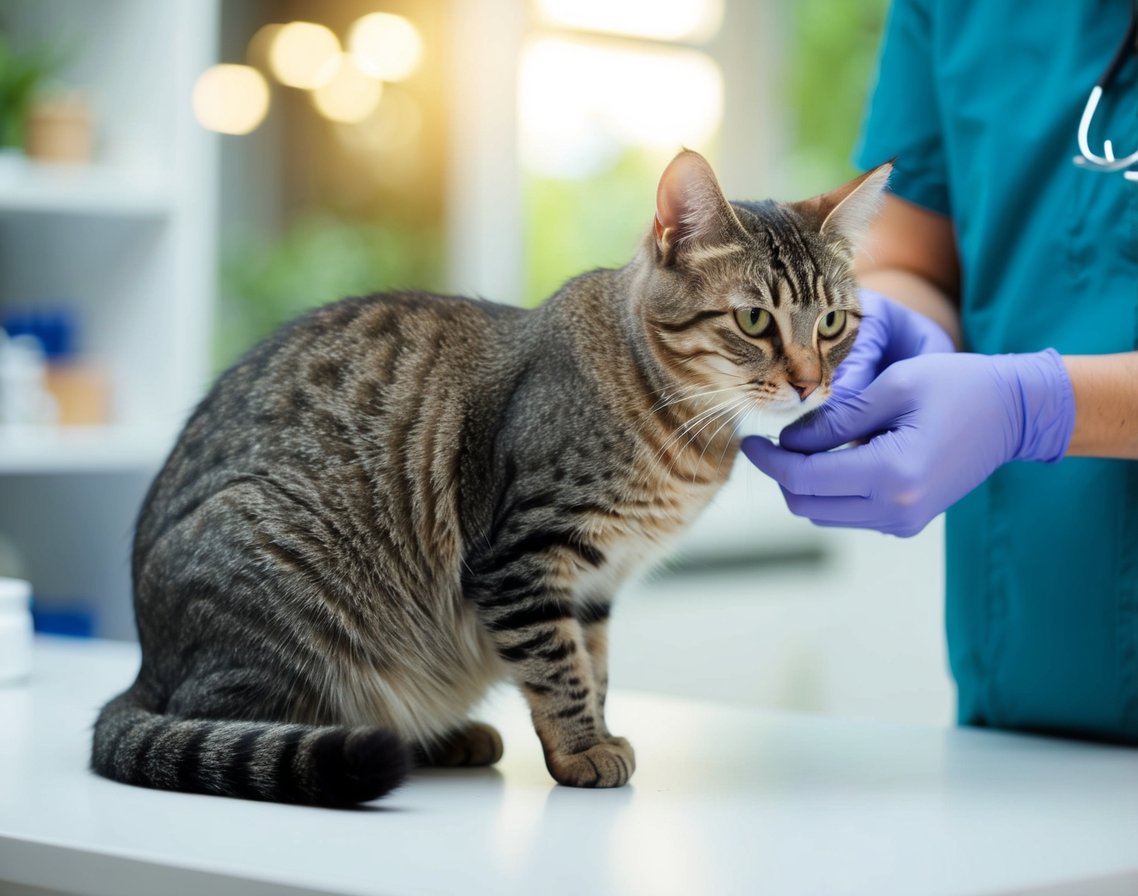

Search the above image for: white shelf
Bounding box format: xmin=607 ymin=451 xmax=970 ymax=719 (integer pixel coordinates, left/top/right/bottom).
xmin=0 ymin=161 xmax=170 ymax=218
xmin=0 ymin=424 xmax=173 ymax=474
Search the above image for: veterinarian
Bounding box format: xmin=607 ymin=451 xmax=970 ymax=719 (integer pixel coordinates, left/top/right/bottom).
xmin=743 ymin=1 xmax=1138 ymax=744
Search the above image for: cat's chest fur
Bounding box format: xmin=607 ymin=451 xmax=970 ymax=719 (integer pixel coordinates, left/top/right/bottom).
xmin=502 ymin=448 xmax=733 ymax=610
xmin=586 ymin=468 xmax=727 ymax=587
xmin=596 ymin=406 xmax=741 ymax=589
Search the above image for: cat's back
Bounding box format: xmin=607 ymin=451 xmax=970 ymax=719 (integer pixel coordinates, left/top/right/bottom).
xmin=135 ymin=291 xmax=527 ymax=568
xmin=215 ymin=290 xmax=523 ymax=427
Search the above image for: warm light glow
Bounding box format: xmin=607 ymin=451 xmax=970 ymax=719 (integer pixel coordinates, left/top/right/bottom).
xmin=192 ymin=64 xmax=270 ymax=135
xmin=269 ymin=21 xmax=341 ymax=89
xmin=312 ymin=55 xmax=383 ymax=123
xmin=536 ymin=0 xmax=723 ymax=42
xmin=333 ymin=86 xmax=422 ymax=155
xmin=348 ymin=13 xmax=423 ymax=82
xmin=246 ymin=23 xmax=283 ymax=71
xmin=519 ymin=37 xmax=723 ymax=177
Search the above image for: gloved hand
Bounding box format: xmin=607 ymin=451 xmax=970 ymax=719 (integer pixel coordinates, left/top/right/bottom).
xmin=741 ymin=349 xmax=1075 ymax=537
xmin=833 ymin=287 xmax=956 ymax=397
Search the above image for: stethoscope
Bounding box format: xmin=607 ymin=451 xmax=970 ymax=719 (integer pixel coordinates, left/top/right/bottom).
xmin=1073 ymin=2 xmax=1138 ymax=181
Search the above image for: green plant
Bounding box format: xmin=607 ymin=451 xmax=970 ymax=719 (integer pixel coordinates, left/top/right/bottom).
xmin=523 ymin=148 xmax=663 ymax=307
xmin=783 ymin=0 xmax=889 ymax=192
xmin=0 ymin=31 xmax=64 ymax=149
xmin=217 ymin=213 xmax=445 ymax=370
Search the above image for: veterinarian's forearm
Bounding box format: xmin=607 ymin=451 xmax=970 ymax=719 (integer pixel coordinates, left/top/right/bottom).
xmin=843 ymin=286 xmax=1138 ymax=458
xmin=1062 ymin=354 xmax=1138 ymax=459
xmin=857 ymin=269 xmax=962 ymax=348
xmin=852 ymin=194 xmax=962 ymax=347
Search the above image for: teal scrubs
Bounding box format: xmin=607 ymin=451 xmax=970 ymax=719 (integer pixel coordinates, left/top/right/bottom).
xmin=856 ymin=0 xmax=1138 ymax=743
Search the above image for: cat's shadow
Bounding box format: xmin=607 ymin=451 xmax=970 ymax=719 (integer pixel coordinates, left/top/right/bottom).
xmin=540 ymin=780 xmax=636 ymax=810
xmin=390 ymin=764 xmax=507 ymax=811
xmin=410 ymin=765 xmax=507 ymax=785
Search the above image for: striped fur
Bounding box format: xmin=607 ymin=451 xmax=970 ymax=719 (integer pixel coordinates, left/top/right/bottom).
xmin=93 ymin=692 xmax=408 ymax=805
xmin=91 ymin=151 xmax=887 ymax=804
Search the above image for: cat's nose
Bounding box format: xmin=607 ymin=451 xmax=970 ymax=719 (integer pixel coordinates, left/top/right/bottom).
xmin=791 ymin=379 xmax=820 ymax=401
xmin=787 ymin=354 xmax=821 ymax=401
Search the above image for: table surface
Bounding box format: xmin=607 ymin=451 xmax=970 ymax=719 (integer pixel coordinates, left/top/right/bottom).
xmin=1 ymin=638 xmax=1137 ymax=896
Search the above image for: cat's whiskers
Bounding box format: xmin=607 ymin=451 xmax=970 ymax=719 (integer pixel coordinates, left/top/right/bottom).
xmin=643 ymin=379 xmax=680 ymax=404
xmin=660 ymin=392 xmax=743 ymax=450
xmin=642 ymin=380 xmax=742 ymax=430
xmin=647 ymin=393 xmax=739 ymax=474
xmin=645 ymin=382 xmax=703 ymax=416
xmin=683 ymin=395 xmax=752 ymax=482
xmin=694 ymin=396 xmax=753 ymax=480
xmin=664 ymin=404 xmax=748 ymax=485
xmin=652 ymin=391 xmax=750 ymax=482
xmin=711 ymin=399 xmax=759 ymax=476
xmin=649 ymin=382 xmax=743 ymax=416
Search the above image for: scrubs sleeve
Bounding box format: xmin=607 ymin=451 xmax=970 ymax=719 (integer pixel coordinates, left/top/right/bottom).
xmin=854 ymin=0 xmax=951 ymax=216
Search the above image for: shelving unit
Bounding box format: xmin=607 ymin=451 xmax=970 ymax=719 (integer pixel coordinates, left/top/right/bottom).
xmin=0 ymin=424 xmax=174 ymax=474
xmin=0 ymin=0 xmax=220 ymax=636
xmin=0 ymin=162 xmax=171 ymax=218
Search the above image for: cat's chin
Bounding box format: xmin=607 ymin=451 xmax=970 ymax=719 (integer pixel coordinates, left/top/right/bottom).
xmin=738 ymin=394 xmax=828 ymax=440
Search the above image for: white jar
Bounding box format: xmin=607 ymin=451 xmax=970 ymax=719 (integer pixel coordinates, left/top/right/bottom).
xmin=0 ymin=577 xmax=33 ymax=684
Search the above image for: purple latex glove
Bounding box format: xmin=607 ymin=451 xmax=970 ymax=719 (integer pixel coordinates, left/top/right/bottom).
xmin=833 ymin=288 xmax=956 ymax=397
xmin=741 ymin=350 xmax=1075 ymax=537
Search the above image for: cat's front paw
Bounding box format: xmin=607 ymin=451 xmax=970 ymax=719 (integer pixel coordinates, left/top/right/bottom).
xmin=547 ymin=737 xmax=635 ymax=788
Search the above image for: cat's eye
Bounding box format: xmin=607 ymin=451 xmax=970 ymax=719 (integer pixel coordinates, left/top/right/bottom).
xmin=735 ymin=307 xmax=773 ymax=338
xmin=818 ymin=310 xmax=847 ymax=339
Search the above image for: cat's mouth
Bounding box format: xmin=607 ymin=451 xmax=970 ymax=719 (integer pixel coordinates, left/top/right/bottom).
xmin=739 ymin=386 xmax=829 ymax=439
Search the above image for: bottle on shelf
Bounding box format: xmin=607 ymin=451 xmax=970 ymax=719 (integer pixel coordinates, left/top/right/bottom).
xmin=1 ymin=308 xmax=109 ymax=426
xmin=0 ymin=329 xmax=56 ymax=426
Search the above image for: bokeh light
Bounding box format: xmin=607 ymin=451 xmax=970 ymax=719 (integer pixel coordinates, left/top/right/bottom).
xmin=333 ymin=86 xmax=422 ymax=156
xmin=269 ymin=21 xmax=340 ymax=89
xmin=246 ymin=23 xmax=284 ymax=72
xmin=192 ymin=64 xmax=270 ymax=135
xmin=348 ymin=13 xmax=423 ymax=82
xmin=311 ymin=55 xmax=383 ymax=123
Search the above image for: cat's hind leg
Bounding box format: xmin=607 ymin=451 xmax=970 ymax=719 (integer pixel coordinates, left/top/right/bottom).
xmin=414 ymin=721 xmax=504 ymax=767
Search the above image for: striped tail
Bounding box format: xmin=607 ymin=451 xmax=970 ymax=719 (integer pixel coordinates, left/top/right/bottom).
xmin=91 ymin=691 xmax=411 ymax=807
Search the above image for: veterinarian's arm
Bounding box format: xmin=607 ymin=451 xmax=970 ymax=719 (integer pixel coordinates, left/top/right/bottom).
xmin=854 ymin=193 xmax=962 ymax=347
xmin=1061 ymin=354 xmax=1138 ymax=458
xmin=854 ymin=194 xmax=1138 ymax=459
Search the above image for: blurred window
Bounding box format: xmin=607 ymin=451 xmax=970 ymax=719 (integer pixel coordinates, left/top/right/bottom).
xmin=779 ymin=0 xmax=889 ymax=194
xmin=518 ymin=0 xmax=887 ymax=306
xmin=520 ymin=0 xmax=725 ymax=305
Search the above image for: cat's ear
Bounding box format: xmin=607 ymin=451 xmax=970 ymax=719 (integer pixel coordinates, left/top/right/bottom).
xmin=796 ymin=162 xmax=893 ymax=249
xmin=654 ymin=150 xmax=745 ymax=265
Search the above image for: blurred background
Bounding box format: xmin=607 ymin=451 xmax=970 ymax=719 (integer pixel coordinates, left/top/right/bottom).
xmin=0 ymin=0 xmax=951 ymax=725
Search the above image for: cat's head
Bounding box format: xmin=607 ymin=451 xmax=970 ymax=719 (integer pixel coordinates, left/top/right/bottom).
xmin=632 ymin=149 xmax=890 ymax=437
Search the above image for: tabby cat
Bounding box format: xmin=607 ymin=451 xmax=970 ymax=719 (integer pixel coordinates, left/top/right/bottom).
xmin=91 ymin=150 xmax=889 ymax=806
